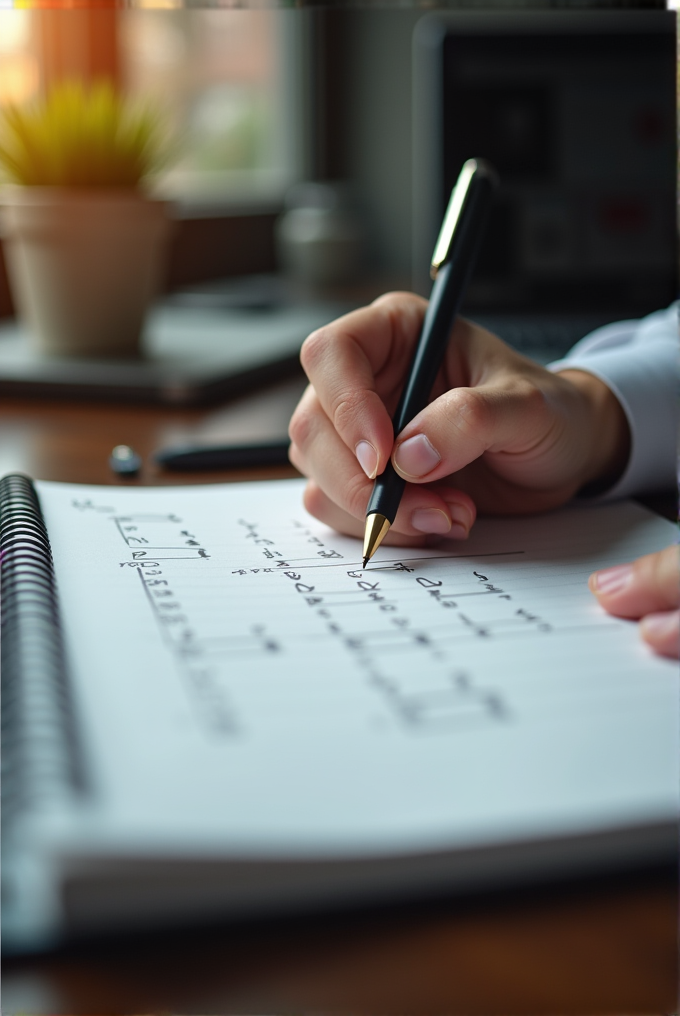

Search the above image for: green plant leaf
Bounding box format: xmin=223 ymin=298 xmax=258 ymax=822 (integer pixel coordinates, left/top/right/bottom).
xmin=0 ymin=79 xmax=169 ymax=188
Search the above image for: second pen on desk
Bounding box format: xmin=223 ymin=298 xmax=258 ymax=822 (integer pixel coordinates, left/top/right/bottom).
xmin=362 ymin=158 xmax=498 ymax=567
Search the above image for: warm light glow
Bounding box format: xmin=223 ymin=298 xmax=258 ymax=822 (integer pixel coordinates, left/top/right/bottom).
xmin=0 ymin=10 xmax=30 ymax=45
xmin=121 ymin=9 xmax=294 ymax=200
xmin=0 ymin=12 xmax=39 ymax=106
xmin=130 ymin=0 xmax=183 ymax=8
xmin=5 ymin=2 xmax=120 ymax=8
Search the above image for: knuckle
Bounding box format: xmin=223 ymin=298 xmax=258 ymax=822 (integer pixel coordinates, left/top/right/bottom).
xmin=288 ymin=402 xmax=316 ymax=448
xmin=521 ymin=381 xmax=549 ymax=417
xmin=300 ymin=326 xmax=332 ymax=374
xmin=451 ymin=381 xmax=546 ymax=439
xmin=500 ymin=376 xmax=546 ymax=415
xmin=331 ymin=393 xmax=362 ymax=435
xmin=287 ymin=442 xmax=307 ymax=476
xmin=449 ymin=388 xmax=493 ymax=436
xmin=330 ymin=388 xmax=374 ymax=439
xmin=302 ymin=481 xmax=321 ymax=517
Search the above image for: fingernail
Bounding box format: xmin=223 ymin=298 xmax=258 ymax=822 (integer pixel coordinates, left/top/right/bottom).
xmin=411 ymin=508 xmax=452 ymax=535
xmin=591 ymin=563 xmax=633 ymax=596
xmin=394 ymin=434 xmax=441 ymax=478
xmin=355 ymin=441 xmax=378 ymax=480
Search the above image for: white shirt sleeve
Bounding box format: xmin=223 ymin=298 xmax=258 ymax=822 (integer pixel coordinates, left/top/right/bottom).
xmin=548 ymin=302 xmax=679 ymax=499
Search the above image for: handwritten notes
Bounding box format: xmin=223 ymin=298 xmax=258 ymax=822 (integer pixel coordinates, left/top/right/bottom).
xmin=35 ymin=478 xmax=678 ymax=855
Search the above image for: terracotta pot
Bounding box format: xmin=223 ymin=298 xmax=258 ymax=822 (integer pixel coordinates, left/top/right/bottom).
xmin=0 ymin=187 xmax=172 ymax=357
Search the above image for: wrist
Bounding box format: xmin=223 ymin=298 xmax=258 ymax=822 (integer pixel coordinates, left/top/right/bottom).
xmin=558 ymin=369 xmax=631 ymax=493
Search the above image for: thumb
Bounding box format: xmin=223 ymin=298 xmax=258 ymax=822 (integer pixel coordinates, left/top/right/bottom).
xmin=391 ymin=379 xmax=553 ymax=484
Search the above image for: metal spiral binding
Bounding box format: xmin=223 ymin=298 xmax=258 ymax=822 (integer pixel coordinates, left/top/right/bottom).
xmin=1 ymin=474 xmax=87 ymax=822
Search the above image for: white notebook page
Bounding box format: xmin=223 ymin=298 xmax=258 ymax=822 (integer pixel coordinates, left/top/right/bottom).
xmin=35 ymin=478 xmax=678 ymax=857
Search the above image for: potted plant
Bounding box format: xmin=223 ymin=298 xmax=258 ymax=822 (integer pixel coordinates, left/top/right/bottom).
xmin=0 ymin=80 xmax=172 ymax=357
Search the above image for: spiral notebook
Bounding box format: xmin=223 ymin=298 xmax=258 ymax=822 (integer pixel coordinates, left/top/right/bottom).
xmin=1 ymin=473 xmax=678 ymax=953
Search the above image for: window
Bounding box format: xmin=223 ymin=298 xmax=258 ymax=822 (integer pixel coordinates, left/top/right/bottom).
xmin=120 ymin=10 xmax=302 ymax=207
xmin=0 ymin=12 xmax=39 ymax=109
xmin=0 ymin=9 xmax=303 ymax=209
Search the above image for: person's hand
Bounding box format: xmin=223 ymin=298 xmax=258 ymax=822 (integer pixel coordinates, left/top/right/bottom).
xmin=589 ymin=545 xmax=679 ymax=659
xmin=288 ymin=291 xmax=630 ymax=546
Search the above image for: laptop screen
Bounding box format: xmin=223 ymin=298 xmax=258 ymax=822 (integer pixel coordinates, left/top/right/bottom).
xmin=414 ymin=14 xmax=677 ymax=319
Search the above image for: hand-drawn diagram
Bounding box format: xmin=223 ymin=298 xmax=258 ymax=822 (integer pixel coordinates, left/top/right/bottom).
xmin=65 ymin=487 xmax=672 ymax=743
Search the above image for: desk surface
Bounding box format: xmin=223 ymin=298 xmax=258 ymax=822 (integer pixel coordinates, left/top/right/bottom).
xmin=1 ymin=393 xmax=677 ymax=1016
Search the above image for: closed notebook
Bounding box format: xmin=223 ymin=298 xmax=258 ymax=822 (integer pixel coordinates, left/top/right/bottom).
xmin=1 ymin=473 xmax=677 ymax=953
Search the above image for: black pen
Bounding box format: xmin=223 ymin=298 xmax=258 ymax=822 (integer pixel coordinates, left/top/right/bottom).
xmin=362 ymin=159 xmax=498 ymax=567
xmin=155 ymin=439 xmax=290 ymax=471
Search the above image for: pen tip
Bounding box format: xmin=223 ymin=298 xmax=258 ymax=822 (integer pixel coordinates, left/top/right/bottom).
xmin=362 ymin=513 xmax=391 ymax=569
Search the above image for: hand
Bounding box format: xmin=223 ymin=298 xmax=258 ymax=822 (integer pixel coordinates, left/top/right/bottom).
xmin=589 ymin=545 xmax=680 ymax=659
xmin=289 ymin=291 xmax=630 ymax=546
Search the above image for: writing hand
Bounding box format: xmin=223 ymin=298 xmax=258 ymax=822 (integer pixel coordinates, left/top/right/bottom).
xmin=289 ymin=291 xmax=630 ymax=545
xmin=589 ymin=546 xmax=680 ymax=659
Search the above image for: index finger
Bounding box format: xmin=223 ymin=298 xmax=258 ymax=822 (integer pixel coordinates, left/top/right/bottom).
xmin=300 ymin=292 xmax=427 ymax=478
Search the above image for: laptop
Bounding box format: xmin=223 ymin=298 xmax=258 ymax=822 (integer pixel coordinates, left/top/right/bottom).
xmin=412 ymin=10 xmax=677 ymax=362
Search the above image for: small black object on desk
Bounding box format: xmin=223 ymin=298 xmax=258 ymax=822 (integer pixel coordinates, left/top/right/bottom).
xmin=155 ymin=439 xmax=291 ymax=471
xmin=109 ymin=445 xmax=142 ymax=477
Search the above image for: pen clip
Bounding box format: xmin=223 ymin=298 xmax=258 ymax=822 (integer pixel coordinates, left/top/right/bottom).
xmin=430 ymin=158 xmax=498 ymax=281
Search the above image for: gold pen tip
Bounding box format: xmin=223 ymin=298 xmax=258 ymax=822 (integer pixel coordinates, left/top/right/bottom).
xmin=362 ymin=513 xmax=391 ymax=567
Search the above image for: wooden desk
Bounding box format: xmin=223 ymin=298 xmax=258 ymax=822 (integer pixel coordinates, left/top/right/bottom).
xmin=1 ymin=394 xmax=677 ymax=1015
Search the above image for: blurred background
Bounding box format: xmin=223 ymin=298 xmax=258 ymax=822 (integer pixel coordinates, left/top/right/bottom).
xmin=0 ymin=3 xmax=676 ymax=382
